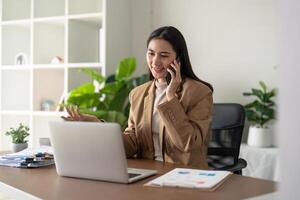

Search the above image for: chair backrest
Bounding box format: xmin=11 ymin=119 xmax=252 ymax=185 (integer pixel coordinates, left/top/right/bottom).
xmin=207 ymin=103 xmax=246 ymax=170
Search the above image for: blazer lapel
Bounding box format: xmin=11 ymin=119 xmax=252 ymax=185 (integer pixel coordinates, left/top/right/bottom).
xmin=143 ymin=81 xmax=155 ymax=152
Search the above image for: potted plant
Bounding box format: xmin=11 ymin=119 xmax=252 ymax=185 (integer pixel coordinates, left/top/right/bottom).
xmin=5 ymin=123 xmax=30 ymax=152
xmin=243 ymin=81 xmax=276 ymax=147
xmin=66 ymin=57 xmax=148 ymax=129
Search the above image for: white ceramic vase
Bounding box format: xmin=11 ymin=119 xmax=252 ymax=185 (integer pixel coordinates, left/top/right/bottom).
xmin=247 ymin=126 xmax=272 ymax=147
xmin=12 ymin=143 xmax=28 ymax=152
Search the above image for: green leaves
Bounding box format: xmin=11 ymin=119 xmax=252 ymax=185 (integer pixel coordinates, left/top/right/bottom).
xmin=115 ymin=57 xmax=136 ymax=81
xmin=79 ymin=68 xmax=105 ymax=83
xmin=67 ymin=83 xmax=101 ymax=108
xmin=243 ymin=81 xmax=276 ymax=128
xmin=259 ymin=81 xmax=267 ymax=93
xmin=5 ymin=123 xmax=30 ymax=144
xmin=65 ymin=57 xmax=149 ymax=129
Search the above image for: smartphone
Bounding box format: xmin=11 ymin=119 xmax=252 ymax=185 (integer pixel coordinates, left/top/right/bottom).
xmin=166 ymin=57 xmax=180 ymax=85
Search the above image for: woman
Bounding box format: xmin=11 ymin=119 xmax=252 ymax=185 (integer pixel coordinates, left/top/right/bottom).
xmin=64 ymin=26 xmax=213 ymax=169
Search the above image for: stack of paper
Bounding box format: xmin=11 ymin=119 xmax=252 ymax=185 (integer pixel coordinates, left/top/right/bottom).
xmin=145 ymin=168 xmax=232 ymax=191
xmin=0 ymin=146 xmax=54 ymax=168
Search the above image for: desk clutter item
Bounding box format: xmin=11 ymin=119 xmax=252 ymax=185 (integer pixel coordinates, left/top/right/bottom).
xmin=145 ymin=168 xmax=232 ymax=191
xmin=0 ymin=146 xmax=54 ymax=168
xmin=14 ymin=52 xmax=28 ymax=65
xmin=40 ymin=99 xmax=55 ymax=111
xmin=50 ymin=56 xmax=64 ymax=64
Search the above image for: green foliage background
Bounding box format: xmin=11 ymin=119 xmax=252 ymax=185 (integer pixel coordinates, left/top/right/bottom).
xmin=66 ymin=57 xmax=148 ymax=129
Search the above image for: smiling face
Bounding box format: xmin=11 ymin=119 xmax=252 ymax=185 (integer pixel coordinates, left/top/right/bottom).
xmin=146 ymin=39 xmax=177 ymax=82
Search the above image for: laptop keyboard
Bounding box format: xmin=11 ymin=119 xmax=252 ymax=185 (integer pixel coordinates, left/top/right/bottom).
xmin=128 ymin=173 xmax=141 ymax=178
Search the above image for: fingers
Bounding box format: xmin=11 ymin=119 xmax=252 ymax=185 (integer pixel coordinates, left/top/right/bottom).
xmin=61 ymin=116 xmax=73 ymax=121
xmin=169 ymin=61 xmax=181 ymax=82
xmin=174 ymin=58 xmax=181 ymax=67
xmin=63 ymin=105 xmax=81 ymax=121
xmin=72 ymin=106 xmax=82 ymax=120
xmin=62 ymin=105 xmax=103 ymax=123
xmin=62 ymin=105 xmax=102 ymax=123
xmin=167 ymin=67 xmax=175 ymax=79
xmin=65 ymin=106 xmax=74 ymax=118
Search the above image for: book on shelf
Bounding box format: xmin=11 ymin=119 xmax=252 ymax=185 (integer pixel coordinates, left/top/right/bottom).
xmin=144 ymin=168 xmax=232 ymax=191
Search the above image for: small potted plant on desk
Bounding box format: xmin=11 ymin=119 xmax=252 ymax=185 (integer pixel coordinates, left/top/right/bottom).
xmin=5 ymin=123 xmax=30 ymax=152
xmin=243 ymin=81 xmax=276 ymax=147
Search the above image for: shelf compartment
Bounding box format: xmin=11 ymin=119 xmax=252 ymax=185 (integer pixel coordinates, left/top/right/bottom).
xmin=68 ymin=13 xmax=102 ymax=23
xmin=1 ymin=0 xmax=31 ymax=21
xmin=0 ymin=111 xmax=31 ymax=115
xmin=69 ymin=0 xmax=102 ymax=15
xmin=0 ymin=65 xmax=31 ymax=70
xmin=33 ymin=111 xmax=65 ymax=116
xmin=0 ymin=114 xmax=30 ymax=150
xmin=33 ymin=68 xmax=64 ymax=111
xmin=32 ymin=116 xmax=61 ymax=147
xmin=1 ymin=24 xmax=30 ymax=65
xmin=67 ymin=62 xmax=102 ymax=68
xmin=68 ymin=67 xmax=101 ymax=92
xmin=1 ymin=19 xmax=31 ymax=26
xmin=1 ymin=70 xmax=30 ymax=110
xmin=32 ymin=64 xmax=65 ymax=69
xmin=33 ymin=20 xmax=65 ymax=64
xmin=68 ymin=17 xmax=102 ymax=63
xmin=33 ymin=16 xmax=65 ymax=23
xmin=34 ymin=0 xmax=65 ymax=18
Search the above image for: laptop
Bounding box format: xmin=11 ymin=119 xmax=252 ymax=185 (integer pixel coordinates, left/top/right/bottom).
xmin=48 ymin=121 xmax=157 ymax=183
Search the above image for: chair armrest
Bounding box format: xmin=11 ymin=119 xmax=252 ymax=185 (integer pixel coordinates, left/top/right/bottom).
xmin=214 ymin=158 xmax=247 ymax=175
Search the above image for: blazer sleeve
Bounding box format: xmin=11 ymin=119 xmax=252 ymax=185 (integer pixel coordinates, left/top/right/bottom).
xmin=157 ymin=90 xmax=213 ymax=153
xmin=122 ymin=91 xmax=138 ymax=158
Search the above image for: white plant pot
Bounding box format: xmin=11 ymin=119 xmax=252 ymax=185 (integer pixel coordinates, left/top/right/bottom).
xmin=247 ymin=126 xmax=272 ymax=147
xmin=12 ymin=143 xmax=28 ymax=152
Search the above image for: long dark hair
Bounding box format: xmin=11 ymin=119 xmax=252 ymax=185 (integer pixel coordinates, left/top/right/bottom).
xmin=147 ymin=26 xmax=213 ymax=92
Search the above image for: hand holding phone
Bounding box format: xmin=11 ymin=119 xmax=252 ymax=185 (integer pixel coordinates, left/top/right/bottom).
xmin=165 ymin=57 xmax=182 ymax=101
xmin=166 ymin=57 xmax=180 ymax=85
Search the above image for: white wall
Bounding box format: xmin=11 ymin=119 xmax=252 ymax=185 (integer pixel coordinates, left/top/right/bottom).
xmin=130 ymin=0 xmax=152 ymax=76
xmin=132 ymin=0 xmax=279 ymax=104
xmin=279 ymin=0 xmax=300 ymax=199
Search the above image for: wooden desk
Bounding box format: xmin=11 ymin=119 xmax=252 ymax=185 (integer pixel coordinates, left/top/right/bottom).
xmin=0 ymin=159 xmax=277 ymax=200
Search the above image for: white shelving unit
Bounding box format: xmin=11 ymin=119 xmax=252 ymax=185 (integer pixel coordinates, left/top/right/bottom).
xmin=0 ymin=0 xmax=131 ymax=150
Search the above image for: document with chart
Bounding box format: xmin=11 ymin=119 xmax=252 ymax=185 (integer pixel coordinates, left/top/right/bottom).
xmin=145 ymin=168 xmax=232 ymax=191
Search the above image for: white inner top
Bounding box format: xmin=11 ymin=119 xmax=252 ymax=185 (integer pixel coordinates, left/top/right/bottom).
xmin=152 ymin=80 xmax=168 ymax=162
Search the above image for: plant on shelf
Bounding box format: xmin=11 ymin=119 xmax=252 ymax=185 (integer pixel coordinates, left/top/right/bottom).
xmin=243 ymin=81 xmax=276 ymax=147
xmin=5 ymin=123 xmax=30 ymax=152
xmin=66 ymin=57 xmax=148 ymax=129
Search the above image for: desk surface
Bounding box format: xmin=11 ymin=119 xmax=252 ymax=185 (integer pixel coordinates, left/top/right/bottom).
xmin=0 ymin=159 xmax=277 ymax=200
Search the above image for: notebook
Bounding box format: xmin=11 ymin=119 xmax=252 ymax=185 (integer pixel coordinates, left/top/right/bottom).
xmin=145 ymin=168 xmax=232 ymax=191
xmin=48 ymin=121 xmax=157 ymax=183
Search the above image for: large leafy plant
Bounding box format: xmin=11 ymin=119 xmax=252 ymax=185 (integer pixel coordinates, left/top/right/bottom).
xmin=5 ymin=123 xmax=30 ymax=144
xmin=243 ymin=81 xmax=276 ymax=128
xmin=66 ymin=57 xmax=148 ymax=129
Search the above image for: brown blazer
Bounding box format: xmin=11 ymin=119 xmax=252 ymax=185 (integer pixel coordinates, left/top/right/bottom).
xmin=123 ymin=77 xmax=213 ymax=169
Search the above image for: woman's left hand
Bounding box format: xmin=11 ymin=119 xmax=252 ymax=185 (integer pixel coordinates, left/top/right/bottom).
xmin=166 ymin=59 xmax=182 ymax=101
xmin=61 ymin=105 xmax=102 ymax=122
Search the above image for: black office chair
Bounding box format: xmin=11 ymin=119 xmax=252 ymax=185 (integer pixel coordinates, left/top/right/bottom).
xmin=207 ymin=103 xmax=247 ymax=175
